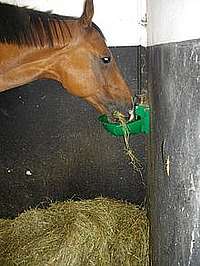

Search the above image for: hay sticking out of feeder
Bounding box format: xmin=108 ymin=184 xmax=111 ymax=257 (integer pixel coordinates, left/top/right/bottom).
xmin=113 ymin=111 xmax=142 ymax=173
xmin=0 ymin=197 xmax=149 ymax=266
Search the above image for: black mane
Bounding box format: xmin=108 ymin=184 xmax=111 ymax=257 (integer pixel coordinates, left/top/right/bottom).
xmin=0 ymin=2 xmax=104 ymax=47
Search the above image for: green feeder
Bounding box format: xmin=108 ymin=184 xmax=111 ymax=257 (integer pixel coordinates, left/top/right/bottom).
xmin=98 ymin=104 xmax=150 ymax=137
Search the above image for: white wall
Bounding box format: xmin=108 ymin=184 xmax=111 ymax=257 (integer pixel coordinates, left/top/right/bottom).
xmin=2 ymin=0 xmax=147 ymax=46
xmin=6 ymin=0 xmax=200 ymax=47
xmin=147 ymin=0 xmax=200 ymax=46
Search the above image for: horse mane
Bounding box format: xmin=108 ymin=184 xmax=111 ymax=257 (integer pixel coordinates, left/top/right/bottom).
xmin=0 ymin=2 xmax=104 ymax=48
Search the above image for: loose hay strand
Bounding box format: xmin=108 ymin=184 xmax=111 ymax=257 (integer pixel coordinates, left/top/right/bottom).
xmin=113 ymin=111 xmax=143 ymax=173
xmin=0 ymin=197 xmax=149 ymax=266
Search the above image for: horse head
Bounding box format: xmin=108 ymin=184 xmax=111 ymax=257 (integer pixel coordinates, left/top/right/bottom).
xmin=55 ymin=0 xmax=133 ymax=117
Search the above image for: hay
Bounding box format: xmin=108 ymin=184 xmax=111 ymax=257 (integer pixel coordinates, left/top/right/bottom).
xmin=113 ymin=111 xmax=142 ymax=173
xmin=0 ymin=197 xmax=149 ymax=266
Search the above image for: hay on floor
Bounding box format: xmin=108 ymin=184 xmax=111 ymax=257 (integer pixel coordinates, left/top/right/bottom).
xmin=0 ymin=197 xmax=149 ymax=266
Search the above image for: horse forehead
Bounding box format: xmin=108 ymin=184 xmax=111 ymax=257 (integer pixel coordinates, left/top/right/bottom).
xmin=84 ymin=30 xmax=108 ymax=53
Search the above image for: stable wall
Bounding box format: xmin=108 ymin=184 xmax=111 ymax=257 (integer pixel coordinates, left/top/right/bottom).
xmin=147 ymin=0 xmax=200 ymax=265
xmin=0 ymin=1 xmax=147 ymax=218
xmin=0 ymin=48 xmax=148 ymax=218
xmin=147 ymin=0 xmax=200 ymax=46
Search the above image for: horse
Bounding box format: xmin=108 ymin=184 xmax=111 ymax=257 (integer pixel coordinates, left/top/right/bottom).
xmin=0 ymin=0 xmax=133 ymax=117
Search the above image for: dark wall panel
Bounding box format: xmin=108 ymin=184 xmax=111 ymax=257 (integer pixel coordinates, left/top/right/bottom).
xmin=148 ymin=39 xmax=200 ymax=266
xmin=0 ymin=46 xmax=147 ymax=218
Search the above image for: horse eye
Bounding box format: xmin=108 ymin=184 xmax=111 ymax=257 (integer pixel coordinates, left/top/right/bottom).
xmin=101 ymin=56 xmax=111 ymax=64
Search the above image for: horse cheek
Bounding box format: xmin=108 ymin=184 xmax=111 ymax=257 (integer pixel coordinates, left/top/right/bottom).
xmin=91 ymin=60 xmax=107 ymax=92
xmin=111 ymin=62 xmax=132 ymax=101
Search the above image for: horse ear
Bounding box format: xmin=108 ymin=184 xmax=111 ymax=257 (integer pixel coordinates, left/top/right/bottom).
xmin=80 ymin=0 xmax=94 ymax=27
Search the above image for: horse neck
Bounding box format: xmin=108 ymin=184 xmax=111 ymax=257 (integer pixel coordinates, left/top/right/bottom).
xmin=0 ymin=44 xmax=65 ymax=92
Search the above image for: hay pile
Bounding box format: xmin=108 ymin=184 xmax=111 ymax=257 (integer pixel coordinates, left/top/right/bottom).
xmin=0 ymin=197 xmax=149 ymax=266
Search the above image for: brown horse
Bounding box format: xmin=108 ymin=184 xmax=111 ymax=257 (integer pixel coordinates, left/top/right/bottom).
xmin=0 ymin=0 xmax=133 ymax=116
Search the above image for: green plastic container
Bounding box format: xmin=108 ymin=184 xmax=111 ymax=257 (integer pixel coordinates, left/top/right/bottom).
xmin=98 ymin=104 xmax=150 ymax=137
